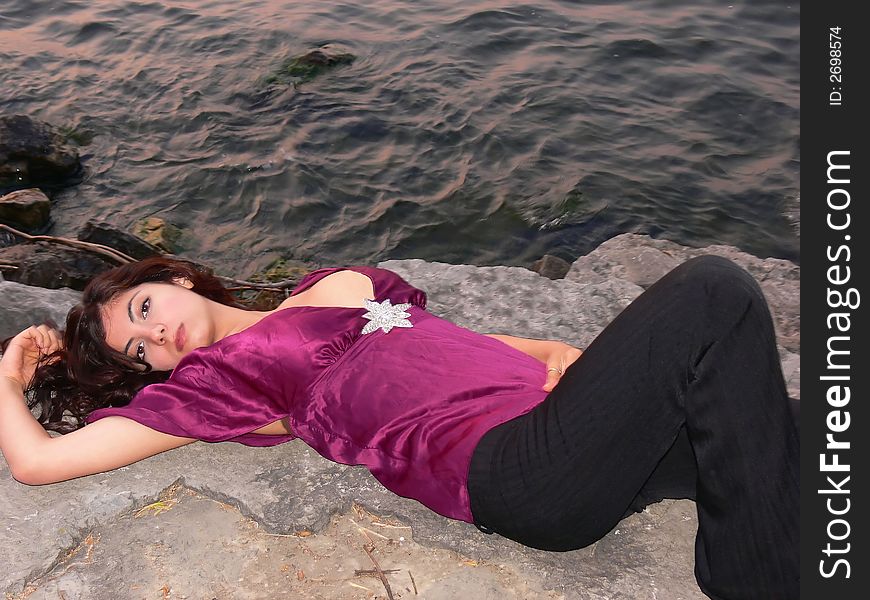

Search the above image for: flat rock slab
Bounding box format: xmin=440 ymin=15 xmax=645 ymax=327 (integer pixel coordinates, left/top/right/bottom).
xmin=2 ymin=440 xmax=704 ymax=599
xmin=1 ymin=234 xmax=798 ymax=598
xmin=16 ymin=484 xmax=564 ymax=600
xmin=5 ymin=469 xmax=703 ymax=600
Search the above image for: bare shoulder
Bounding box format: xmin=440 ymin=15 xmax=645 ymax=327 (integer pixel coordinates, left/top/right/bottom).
xmin=280 ymin=269 xmax=375 ymax=309
xmin=306 ymin=269 xmax=374 ymax=297
xmin=19 ymin=416 xmax=196 ymax=485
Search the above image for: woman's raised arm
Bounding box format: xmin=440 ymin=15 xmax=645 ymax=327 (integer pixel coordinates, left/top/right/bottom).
xmin=1 ymin=325 xmax=196 ymax=485
xmin=1 ymin=376 xmax=195 ymax=485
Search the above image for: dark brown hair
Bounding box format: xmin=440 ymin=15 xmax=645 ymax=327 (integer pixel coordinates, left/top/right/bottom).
xmin=12 ymin=257 xmax=243 ymax=434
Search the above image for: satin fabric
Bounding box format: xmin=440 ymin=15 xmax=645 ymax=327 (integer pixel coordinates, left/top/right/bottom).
xmin=86 ymin=266 xmax=549 ymax=521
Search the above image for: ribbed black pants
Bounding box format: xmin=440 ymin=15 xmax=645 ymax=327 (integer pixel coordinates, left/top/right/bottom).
xmin=466 ymin=255 xmax=799 ymax=600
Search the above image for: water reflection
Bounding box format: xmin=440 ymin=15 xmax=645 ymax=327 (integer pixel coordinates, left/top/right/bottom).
xmin=0 ymin=0 xmax=800 ymax=274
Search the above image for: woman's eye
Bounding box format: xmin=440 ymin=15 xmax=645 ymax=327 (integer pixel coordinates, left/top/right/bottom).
xmin=135 ymin=297 xmax=150 ymax=363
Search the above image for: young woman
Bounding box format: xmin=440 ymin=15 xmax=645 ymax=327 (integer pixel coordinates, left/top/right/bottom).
xmin=0 ymin=254 xmax=799 ymax=599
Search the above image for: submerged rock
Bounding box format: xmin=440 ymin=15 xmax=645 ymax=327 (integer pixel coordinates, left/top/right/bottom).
xmin=0 ymin=115 xmax=82 ymax=194
xmin=260 ymin=44 xmax=356 ymax=88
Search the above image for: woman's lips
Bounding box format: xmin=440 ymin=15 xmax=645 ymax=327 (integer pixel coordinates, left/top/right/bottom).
xmin=174 ymin=323 xmax=185 ymax=351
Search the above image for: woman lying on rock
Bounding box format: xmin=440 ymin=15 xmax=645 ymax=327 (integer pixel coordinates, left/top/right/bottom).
xmin=0 ymin=255 xmax=798 ymax=599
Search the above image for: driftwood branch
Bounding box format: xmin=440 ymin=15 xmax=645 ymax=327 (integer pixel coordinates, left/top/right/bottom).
xmin=219 ymin=278 xmax=301 ymax=292
xmin=0 ymin=223 xmax=303 ymax=293
xmin=0 ymin=223 xmax=137 ymax=264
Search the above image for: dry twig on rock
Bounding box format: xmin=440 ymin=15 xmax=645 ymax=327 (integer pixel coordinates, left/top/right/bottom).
xmin=362 ymin=543 xmax=395 ymax=600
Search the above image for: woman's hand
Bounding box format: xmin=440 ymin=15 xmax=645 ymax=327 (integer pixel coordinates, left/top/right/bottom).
xmin=0 ymin=324 xmax=63 ymax=390
xmin=543 ymin=342 xmax=583 ymax=392
xmin=481 ymin=333 xmax=583 ymax=392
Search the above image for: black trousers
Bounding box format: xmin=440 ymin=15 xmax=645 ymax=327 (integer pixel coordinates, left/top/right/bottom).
xmin=466 ymin=255 xmax=799 ymax=600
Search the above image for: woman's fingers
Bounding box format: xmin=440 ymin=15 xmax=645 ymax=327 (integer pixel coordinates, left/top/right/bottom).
xmin=0 ymin=324 xmax=63 ymax=387
xmin=34 ymin=326 xmax=46 ymax=350
xmin=542 ymin=346 xmax=584 ymax=392
xmin=543 ymin=361 xmax=563 ymax=392
xmin=39 ymin=325 xmax=55 ymax=351
xmin=27 ymin=326 xmax=44 ymax=351
xmin=30 ymin=324 xmax=61 ymax=353
xmin=12 ymin=325 xmax=60 ymax=355
xmin=543 ymin=374 xmax=559 ymax=392
xmin=20 ymin=326 xmax=39 ymax=347
xmin=49 ymin=329 xmax=62 ymax=352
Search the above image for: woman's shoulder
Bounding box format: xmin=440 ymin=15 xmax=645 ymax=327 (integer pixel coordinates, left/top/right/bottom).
xmin=288 ymin=266 xmax=382 ymax=295
xmin=286 ymin=265 xmax=427 ymax=310
xmin=288 ymin=267 xmax=374 ymax=300
xmin=282 ymin=269 xmax=375 ymax=308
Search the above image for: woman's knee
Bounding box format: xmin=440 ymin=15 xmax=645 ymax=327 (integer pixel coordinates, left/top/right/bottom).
xmin=672 ymin=255 xmax=766 ymax=306
xmin=654 ymin=255 xmax=775 ymax=338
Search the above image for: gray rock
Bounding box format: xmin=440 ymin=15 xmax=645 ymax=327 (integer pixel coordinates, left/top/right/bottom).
xmin=379 ymin=258 xmax=643 ymax=352
xmin=1 ymin=235 xmax=799 ymax=598
xmin=0 ymin=116 xmax=82 ymax=194
xmin=0 ymin=280 xmax=80 ymax=339
xmin=566 ymin=233 xmax=800 ymax=354
xmin=0 ymin=243 xmax=116 ymax=290
xmin=381 ymin=239 xmax=800 ymax=400
xmin=0 ymin=188 xmax=51 ymax=230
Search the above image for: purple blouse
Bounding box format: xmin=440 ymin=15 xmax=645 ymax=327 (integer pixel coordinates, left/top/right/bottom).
xmin=85 ymin=266 xmax=550 ymax=522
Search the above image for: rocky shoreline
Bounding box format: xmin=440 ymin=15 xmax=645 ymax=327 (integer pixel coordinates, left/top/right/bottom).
xmin=1 ymin=228 xmax=799 ymax=599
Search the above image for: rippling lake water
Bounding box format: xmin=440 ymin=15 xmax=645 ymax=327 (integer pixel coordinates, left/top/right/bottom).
xmin=1 ymin=0 xmax=800 ymax=275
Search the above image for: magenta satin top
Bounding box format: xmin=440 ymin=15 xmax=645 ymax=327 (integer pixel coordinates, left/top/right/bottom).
xmin=85 ymin=266 xmax=550 ymax=522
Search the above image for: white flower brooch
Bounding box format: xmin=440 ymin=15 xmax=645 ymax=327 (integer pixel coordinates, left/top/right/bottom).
xmin=360 ymin=298 xmax=414 ymax=335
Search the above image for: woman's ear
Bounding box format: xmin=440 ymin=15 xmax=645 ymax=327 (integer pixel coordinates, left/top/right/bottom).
xmin=171 ymin=276 xmax=194 ymax=289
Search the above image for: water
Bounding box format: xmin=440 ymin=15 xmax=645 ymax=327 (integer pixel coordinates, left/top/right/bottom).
xmin=0 ymin=0 xmax=800 ymax=276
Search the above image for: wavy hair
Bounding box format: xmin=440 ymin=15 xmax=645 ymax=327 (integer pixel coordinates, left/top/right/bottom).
xmin=5 ymin=257 xmax=243 ymax=434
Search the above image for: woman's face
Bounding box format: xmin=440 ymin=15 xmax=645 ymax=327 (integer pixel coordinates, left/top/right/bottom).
xmin=100 ymin=279 xmax=214 ymax=372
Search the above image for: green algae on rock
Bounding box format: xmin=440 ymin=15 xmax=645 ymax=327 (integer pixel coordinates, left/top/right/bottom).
xmin=134 ymin=217 xmax=183 ymax=254
xmin=57 ymin=124 xmax=96 ymax=147
xmin=249 ymin=257 xmax=310 ymax=284
xmin=241 ymin=257 xmax=311 ymax=309
xmin=260 ymin=45 xmax=356 ymax=88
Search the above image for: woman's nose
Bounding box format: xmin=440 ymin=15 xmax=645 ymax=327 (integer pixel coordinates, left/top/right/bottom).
xmin=148 ymin=324 xmax=167 ymax=344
